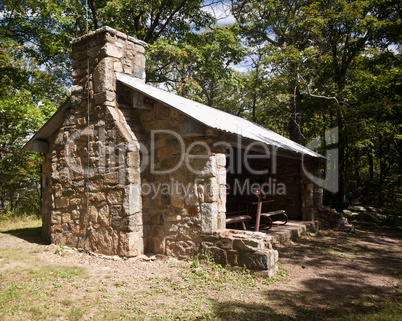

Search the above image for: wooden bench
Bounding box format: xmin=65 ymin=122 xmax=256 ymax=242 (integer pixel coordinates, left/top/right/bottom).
xmin=260 ymin=210 xmax=288 ymax=230
xmin=226 ymin=215 xmax=252 ymax=230
xmin=254 ymin=189 xmax=287 ymax=231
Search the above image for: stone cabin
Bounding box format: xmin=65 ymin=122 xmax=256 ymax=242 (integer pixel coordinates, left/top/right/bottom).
xmin=24 ymin=27 xmax=323 ymax=275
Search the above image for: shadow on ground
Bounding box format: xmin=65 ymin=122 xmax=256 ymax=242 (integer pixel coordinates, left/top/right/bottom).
xmin=1 ymin=226 xmax=47 ymax=245
xmin=212 ymin=224 xmax=402 ymax=320
xmin=212 ymin=288 xmax=401 ymax=321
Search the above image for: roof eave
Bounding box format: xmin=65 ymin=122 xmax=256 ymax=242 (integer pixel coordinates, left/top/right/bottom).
xmin=23 ymin=98 xmax=71 ymax=151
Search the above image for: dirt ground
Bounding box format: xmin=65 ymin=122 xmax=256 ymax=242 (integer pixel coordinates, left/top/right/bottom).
xmin=0 ymin=222 xmax=401 ymax=320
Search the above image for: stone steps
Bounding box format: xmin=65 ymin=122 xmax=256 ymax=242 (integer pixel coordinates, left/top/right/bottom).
xmin=260 ymin=220 xmax=319 ymax=243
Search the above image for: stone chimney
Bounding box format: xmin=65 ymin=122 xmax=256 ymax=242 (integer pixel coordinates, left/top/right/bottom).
xmin=43 ymin=27 xmax=147 ymax=257
xmin=71 ymin=26 xmax=146 ymax=103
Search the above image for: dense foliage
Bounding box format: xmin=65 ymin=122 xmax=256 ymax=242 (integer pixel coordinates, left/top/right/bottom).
xmin=0 ymin=0 xmax=400 ymax=215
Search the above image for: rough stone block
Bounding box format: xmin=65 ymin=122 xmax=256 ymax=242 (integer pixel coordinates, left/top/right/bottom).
xmin=217 ymin=167 xmax=226 ymax=185
xmin=238 ymin=251 xmax=270 ymax=270
xmin=94 ymin=91 xmax=116 ymax=104
xmin=54 ymin=184 xmax=62 ymax=198
xmin=104 ymin=172 xmax=118 ymax=184
xmin=126 ymin=168 xmax=141 ymax=184
xmin=197 ymin=184 xmax=205 ymax=203
xmin=98 ymin=205 xmax=110 ymax=226
xmin=204 ymin=177 xmax=219 ymax=202
xmin=95 ymin=192 xmax=106 ymax=203
xmin=184 ymin=184 xmax=199 ymax=206
xmin=216 ymin=154 xmax=226 ymax=167
xmin=133 ymin=66 xmax=145 ymax=79
xmin=215 ymin=238 xmax=233 ymax=250
xmin=134 ymin=44 xmax=145 ymax=54
xmin=51 ymin=211 xmax=62 ymax=225
xmin=59 ymin=168 xmax=70 ymax=184
xmin=118 ymin=231 xmax=143 ymax=257
xmin=233 ymin=239 xmax=264 ymax=252
xmin=102 ymin=42 xmax=123 ymax=58
xmin=192 ymin=156 xmax=217 ymax=178
xmin=98 ymin=227 xmax=114 ymax=255
xmin=107 ymin=189 xmax=123 ymax=205
xmin=119 ymin=214 xmax=142 ymax=232
xmin=207 ymin=247 xmax=228 ymax=265
xmin=65 ymin=233 xmax=79 ymax=248
xmin=87 ymin=46 xmax=100 ymax=58
xmin=55 ymin=197 xmax=69 ymax=209
xmin=93 ymin=58 xmax=115 ymax=93
xmin=126 ymin=151 xmax=139 ymax=168
xmin=114 ymin=61 xmax=123 ymax=72
xmin=166 ymin=240 xmax=195 ymax=259
xmin=76 ymin=117 xmax=87 ymax=126
xmin=227 ymin=250 xmax=238 ymax=266
xmin=71 ymin=85 xmax=83 ymax=94
xmin=72 ymin=209 xmax=81 ymax=220
xmin=111 ymin=205 xmax=122 ymax=216
xmin=111 ymin=216 xmax=124 ymax=230
xmin=201 ymin=203 xmax=218 ymax=233
xmin=61 ymin=213 xmax=71 ymax=224
xmin=89 ymin=206 xmax=98 ymax=223
xmin=123 ymin=184 xmax=141 ymax=215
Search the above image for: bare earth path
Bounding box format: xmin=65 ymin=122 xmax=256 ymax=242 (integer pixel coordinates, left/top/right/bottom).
xmin=0 ymin=221 xmax=401 ymax=320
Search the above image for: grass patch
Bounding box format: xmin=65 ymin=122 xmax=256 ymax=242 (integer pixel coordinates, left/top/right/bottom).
xmin=29 ymin=265 xmax=87 ymax=280
xmin=0 ymin=215 xmax=41 ymax=232
xmin=67 ymin=306 xmax=86 ymax=321
xmin=182 ymin=254 xmax=258 ymax=291
xmin=265 ymin=263 xmax=288 ymax=285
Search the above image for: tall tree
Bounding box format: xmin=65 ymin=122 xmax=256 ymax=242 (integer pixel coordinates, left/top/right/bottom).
xmin=309 ymin=0 xmax=401 ymax=210
xmin=232 ymin=0 xmax=401 ymax=210
xmin=99 ymin=0 xmax=217 ymax=43
xmin=232 ymin=0 xmax=318 ymax=143
xmin=146 ymin=25 xmax=245 ymax=105
xmin=0 ymin=39 xmax=59 ymax=214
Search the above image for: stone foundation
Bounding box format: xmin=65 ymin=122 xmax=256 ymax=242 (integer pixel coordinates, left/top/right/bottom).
xmin=200 ymin=230 xmax=278 ymax=276
xmin=315 ymin=206 xmax=354 ymax=231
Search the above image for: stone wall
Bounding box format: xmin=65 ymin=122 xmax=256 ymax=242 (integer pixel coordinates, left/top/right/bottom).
xmin=41 ymin=27 xmax=146 ymax=256
xmin=125 ymin=100 xmax=228 ymax=259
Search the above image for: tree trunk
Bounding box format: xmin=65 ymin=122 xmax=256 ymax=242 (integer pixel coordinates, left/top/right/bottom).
xmin=289 ymin=86 xmax=302 ymax=143
xmin=252 ymin=94 xmax=256 ymax=123
xmin=333 ymin=113 xmax=345 ymax=212
xmin=368 ymin=150 xmax=374 ymax=180
xmin=355 ymin=156 xmax=360 ymax=189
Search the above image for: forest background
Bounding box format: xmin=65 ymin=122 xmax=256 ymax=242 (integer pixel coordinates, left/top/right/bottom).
xmin=0 ymin=0 xmax=400 ymax=217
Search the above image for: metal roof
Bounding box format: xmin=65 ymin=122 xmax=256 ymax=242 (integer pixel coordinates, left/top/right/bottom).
xmin=116 ymin=73 xmax=323 ymax=158
xmin=24 ymin=73 xmax=323 ymax=159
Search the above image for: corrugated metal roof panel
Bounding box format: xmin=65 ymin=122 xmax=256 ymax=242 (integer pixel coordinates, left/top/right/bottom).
xmin=116 ymin=73 xmax=323 ymax=158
